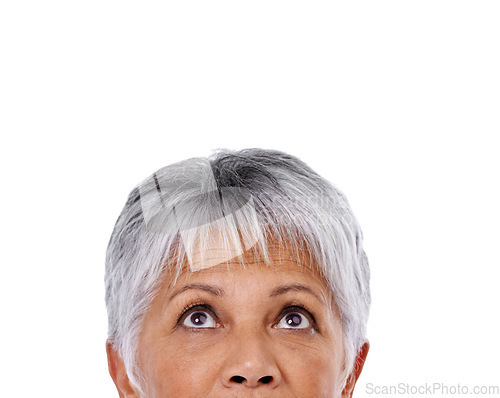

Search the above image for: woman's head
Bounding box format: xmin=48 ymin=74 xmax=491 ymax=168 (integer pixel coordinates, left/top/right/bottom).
xmin=105 ymin=148 xmax=370 ymax=397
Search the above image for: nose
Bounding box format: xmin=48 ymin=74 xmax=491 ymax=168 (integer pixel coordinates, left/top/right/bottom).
xmin=221 ymin=330 xmax=282 ymax=389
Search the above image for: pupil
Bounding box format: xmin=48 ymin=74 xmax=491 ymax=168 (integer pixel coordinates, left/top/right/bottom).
xmin=286 ymin=314 xmax=302 ymax=326
xmin=191 ymin=312 xmax=207 ymax=325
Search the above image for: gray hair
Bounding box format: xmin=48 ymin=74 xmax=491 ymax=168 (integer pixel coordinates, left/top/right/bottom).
xmin=105 ymin=148 xmax=370 ymax=394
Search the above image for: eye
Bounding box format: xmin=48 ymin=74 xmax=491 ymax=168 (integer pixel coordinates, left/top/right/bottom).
xmin=181 ymin=306 xmax=220 ymax=328
xmin=275 ymin=309 xmax=311 ymax=329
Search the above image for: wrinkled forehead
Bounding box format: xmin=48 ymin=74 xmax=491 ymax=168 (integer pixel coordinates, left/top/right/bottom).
xmin=155 ymin=238 xmax=338 ymax=320
xmin=161 ymin=236 xmax=328 ymax=298
xmin=185 ymin=238 xmax=315 ymax=272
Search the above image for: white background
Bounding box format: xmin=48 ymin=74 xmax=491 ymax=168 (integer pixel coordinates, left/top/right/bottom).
xmin=1 ymin=1 xmax=499 ymax=397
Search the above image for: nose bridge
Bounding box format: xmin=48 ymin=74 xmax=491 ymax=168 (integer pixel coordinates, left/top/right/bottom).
xmin=221 ymin=322 xmax=281 ymax=389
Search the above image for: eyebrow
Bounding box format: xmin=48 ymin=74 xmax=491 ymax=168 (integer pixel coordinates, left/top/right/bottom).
xmin=168 ymin=283 xmax=226 ymax=302
xmin=270 ymin=284 xmax=326 ymax=306
xmin=167 ymin=282 xmax=326 ymax=306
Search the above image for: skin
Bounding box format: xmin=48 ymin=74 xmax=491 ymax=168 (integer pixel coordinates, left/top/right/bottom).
xmin=107 ymin=246 xmax=369 ymax=398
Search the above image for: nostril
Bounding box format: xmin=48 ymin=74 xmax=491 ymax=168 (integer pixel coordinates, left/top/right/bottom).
xmin=229 ymin=375 xmax=274 ymax=385
xmin=259 ymin=376 xmax=273 ymax=384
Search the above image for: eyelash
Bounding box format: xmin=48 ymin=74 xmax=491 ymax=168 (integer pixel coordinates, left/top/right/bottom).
xmin=176 ymin=301 xmax=216 ymax=325
xmin=176 ymin=301 xmax=318 ymax=331
xmin=276 ymin=305 xmax=318 ymax=331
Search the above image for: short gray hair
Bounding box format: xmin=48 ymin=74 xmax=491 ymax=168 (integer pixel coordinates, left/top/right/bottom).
xmin=105 ymin=148 xmax=370 ymax=393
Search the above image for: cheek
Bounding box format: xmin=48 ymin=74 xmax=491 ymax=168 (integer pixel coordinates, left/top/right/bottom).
xmin=281 ymin=346 xmax=342 ymax=396
xmin=275 ymin=326 xmax=345 ymax=397
xmin=141 ymin=334 xmax=224 ymax=397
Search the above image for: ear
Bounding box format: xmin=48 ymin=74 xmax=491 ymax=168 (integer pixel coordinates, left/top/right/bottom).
xmin=106 ymin=340 xmax=140 ymax=398
xmin=342 ymin=340 xmax=370 ymax=398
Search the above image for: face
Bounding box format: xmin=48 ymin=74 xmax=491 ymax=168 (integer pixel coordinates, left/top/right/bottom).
xmin=107 ymin=246 xmax=368 ymax=398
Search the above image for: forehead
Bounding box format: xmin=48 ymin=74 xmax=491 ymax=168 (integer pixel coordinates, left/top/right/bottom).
xmin=161 ymin=241 xmax=332 ymax=300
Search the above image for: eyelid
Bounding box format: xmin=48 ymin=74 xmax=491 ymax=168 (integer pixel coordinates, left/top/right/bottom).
xmin=275 ymin=305 xmax=318 ymax=330
xmin=177 ymin=303 xmax=218 ymax=326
